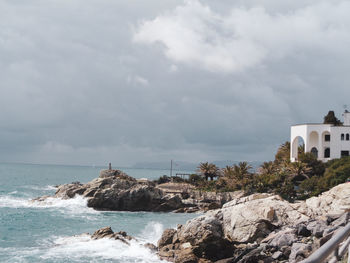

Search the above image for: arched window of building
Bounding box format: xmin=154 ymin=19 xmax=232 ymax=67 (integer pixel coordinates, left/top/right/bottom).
xmin=324 ymin=148 xmax=330 ymax=158
xmin=347 ymin=134 xmax=350 ymax=141
xmin=325 ymin=134 xmax=331 ymax=141
xmin=310 ymin=147 xmax=318 ymax=158
xmin=341 ymin=134 xmax=345 ymax=140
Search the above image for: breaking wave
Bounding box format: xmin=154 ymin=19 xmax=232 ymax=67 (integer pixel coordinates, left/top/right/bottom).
xmin=40 ymin=234 xmax=165 ymax=263
xmin=0 ymin=194 xmax=96 ymax=214
xmin=0 ymin=222 xmax=168 ymax=263
xmin=23 ymin=185 xmax=57 ymax=191
xmin=139 ymin=221 xmax=166 ymax=244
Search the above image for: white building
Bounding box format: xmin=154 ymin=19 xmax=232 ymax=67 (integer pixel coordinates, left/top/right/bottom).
xmin=291 ymin=111 xmax=350 ymax=162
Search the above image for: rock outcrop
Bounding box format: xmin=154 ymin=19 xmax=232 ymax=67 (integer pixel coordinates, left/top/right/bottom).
xmin=35 ymin=169 xmax=241 ymax=212
xmin=157 ymin=183 xmax=350 ymax=263
xmin=51 ymin=169 xmax=185 ymax=212
xmin=91 ymin=226 xmax=134 ymax=245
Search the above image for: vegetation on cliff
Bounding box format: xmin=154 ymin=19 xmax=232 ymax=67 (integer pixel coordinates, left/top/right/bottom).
xmin=156 ymin=142 xmax=350 ymax=201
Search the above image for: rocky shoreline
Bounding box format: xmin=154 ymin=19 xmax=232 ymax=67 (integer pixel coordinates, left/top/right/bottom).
xmin=34 ymin=169 xmax=350 ymax=262
xmin=156 ymin=183 xmax=350 ymax=262
xmin=34 ymin=169 xmax=241 ymax=213
xmin=78 ymin=183 xmax=349 ymax=263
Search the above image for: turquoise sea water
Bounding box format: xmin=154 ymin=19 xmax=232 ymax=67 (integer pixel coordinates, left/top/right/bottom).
xmin=0 ymin=163 xmax=197 ymax=262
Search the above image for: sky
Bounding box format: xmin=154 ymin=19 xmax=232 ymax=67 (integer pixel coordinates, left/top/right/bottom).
xmin=1 ymin=0 xmax=350 ymax=167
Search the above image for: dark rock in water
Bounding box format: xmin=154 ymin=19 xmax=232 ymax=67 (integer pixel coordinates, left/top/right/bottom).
xmin=42 ymin=170 xmax=186 ymax=212
xmin=34 ymin=169 xmax=245 ymax=214
xmin=144 ymin=243 xmax=157 ymax=252
xmin=35 ymin=169 xmax=232 ymax=213
xmin=91 ymin=227 xmax=134 ymax=245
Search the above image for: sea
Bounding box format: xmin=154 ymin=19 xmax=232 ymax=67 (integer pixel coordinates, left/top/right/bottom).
xmin=0 ymin=163 xmax=197 ymax=263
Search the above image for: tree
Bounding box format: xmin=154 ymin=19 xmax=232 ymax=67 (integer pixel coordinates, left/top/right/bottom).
xmin=286 ymin=161 xmax=311 ymax=182
xmin=275 ymin=142 xmax=290 ymax=164
xmin=323 ymin=111 xmax=342 ymax=126
xmin=298 ymin=152 xmax=325 ymax=177
xmin=258 ymin=161 xmax=276 ymax=175
xmin=232 ymin=162 xmax=252 ymax=180
xmin=197 ymin=162 xmax=219 ymax=181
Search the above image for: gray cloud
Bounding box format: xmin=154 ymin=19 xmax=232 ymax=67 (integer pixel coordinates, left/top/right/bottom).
xmin=0 ymin=0 xmax=350 ymax=166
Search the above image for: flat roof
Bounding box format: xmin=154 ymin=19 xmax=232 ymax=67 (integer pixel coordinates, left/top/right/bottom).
xmin=292 ymin=123 xmax=350 ymax=127
xmin=292 ymin=123 xmax=331 ymax=126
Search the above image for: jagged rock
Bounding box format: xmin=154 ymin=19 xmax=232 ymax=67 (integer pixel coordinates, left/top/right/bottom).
xmin=303 ymin=183 xmax=350 ymax=217
xmin=306 ymin=220 xmax=328 ymax=238
xmin=144 ymin=243 xmax=157 ymax=252
xmin=91 ymin=227 xmax=134 ymax=245
xmin=158 ymin=213 xmax=234 ymax=262
xmin=99 ymin=169 xmax=132 ymax=179
xmin=221 ymin=195 xmax=308 ymax=243
xmin=330 ymin=212 xmax=350 ymax=228
xmin=157 ymin=183 xmax=350 ymax=263
xmin=289 ymin=243 xmax=312 ymax=262
xmin=174 ymin=247 xmax=198 ymax=263
xmin=35 ymin=169 xmax=240 ymax=213
xmin=158 ymin=229 xmax=177 ymax=248
xmin=267 ymin=229 xmax=297 ymax=247
xmin=271 ymin=251 xmax=283 ymax=260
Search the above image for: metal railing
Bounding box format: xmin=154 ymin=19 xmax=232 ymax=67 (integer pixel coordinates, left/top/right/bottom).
xmin=301 ymin=222 xmax=350 ymax=263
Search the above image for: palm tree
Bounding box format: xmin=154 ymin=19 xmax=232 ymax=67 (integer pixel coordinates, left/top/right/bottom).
xmin=233 ymin=162 xmax=252 ymax=180
xmin=197 ymin=162 xmax=219 ymax=181
xmin=286 ymin=161 xmax=311 ymax=181
xmin=258 ymin=161 xmax=276 ymax=175
xmin=222 ymin=165 xmax=234 ymax=177
xmin=275 ymin=141 xmax=290 ymax=163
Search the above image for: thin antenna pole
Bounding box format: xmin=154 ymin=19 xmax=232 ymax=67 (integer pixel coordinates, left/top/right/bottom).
xmin=170 ymin=160 xmax=173 ymax=177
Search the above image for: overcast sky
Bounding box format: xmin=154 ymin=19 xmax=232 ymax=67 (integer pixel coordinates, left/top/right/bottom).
xmin=1 ymin=0 xmax=350 ymax=167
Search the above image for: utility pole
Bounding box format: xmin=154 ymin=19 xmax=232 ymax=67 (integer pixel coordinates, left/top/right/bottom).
xmin=170 ymin=160 xmax=173 ymax=177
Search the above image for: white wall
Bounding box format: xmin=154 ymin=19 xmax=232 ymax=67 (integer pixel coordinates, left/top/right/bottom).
xmin=291 ymin=124 xmax=350 ymax=162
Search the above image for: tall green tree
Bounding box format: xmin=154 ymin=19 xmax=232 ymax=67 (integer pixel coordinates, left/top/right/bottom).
xmin=274 ymin=141 xmax=290 ymax=164
xmin=286 ymin=161 xmax=311 ymax=181
xmin=323 ymin=110 xmax=342 ymax=125
xmin=197 ymin=162 xmax=219 ymax=181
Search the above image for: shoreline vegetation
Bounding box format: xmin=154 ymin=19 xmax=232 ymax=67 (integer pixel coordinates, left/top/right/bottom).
xmin=156 ymin=141 xmax=350 ymax=202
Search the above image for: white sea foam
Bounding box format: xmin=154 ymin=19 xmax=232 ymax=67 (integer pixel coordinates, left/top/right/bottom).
xmin=40 ymin=234 xmax=165 ymax=263
xmin=139 ymin=221 xmax=165 ymax=244
xmin=23 ymin=185 xmax=57 ymax=191
xmin=0 ymin=195 xmax=96 ymax=215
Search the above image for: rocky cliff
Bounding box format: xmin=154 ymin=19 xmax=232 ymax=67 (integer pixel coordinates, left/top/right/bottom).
xmin=34 ymin=169 xmax=240 ymax=212
xmin=157 ymin=183 xmax=350 ymax=262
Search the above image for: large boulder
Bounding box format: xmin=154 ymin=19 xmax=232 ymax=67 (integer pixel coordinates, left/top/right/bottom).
xmin=303 ymin=183 xmax=350 ymax=217
xmin=221 ymin=194 xmax=309 ymax=243
xmin=158 ymin=213 xmax=234 ymax=262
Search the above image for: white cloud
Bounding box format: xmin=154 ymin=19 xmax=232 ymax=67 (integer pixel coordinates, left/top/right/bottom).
xmin=127 ymin=74 xmax=149 ymax=86
xmin=134 ymin=0 xmax=350 ymax=73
